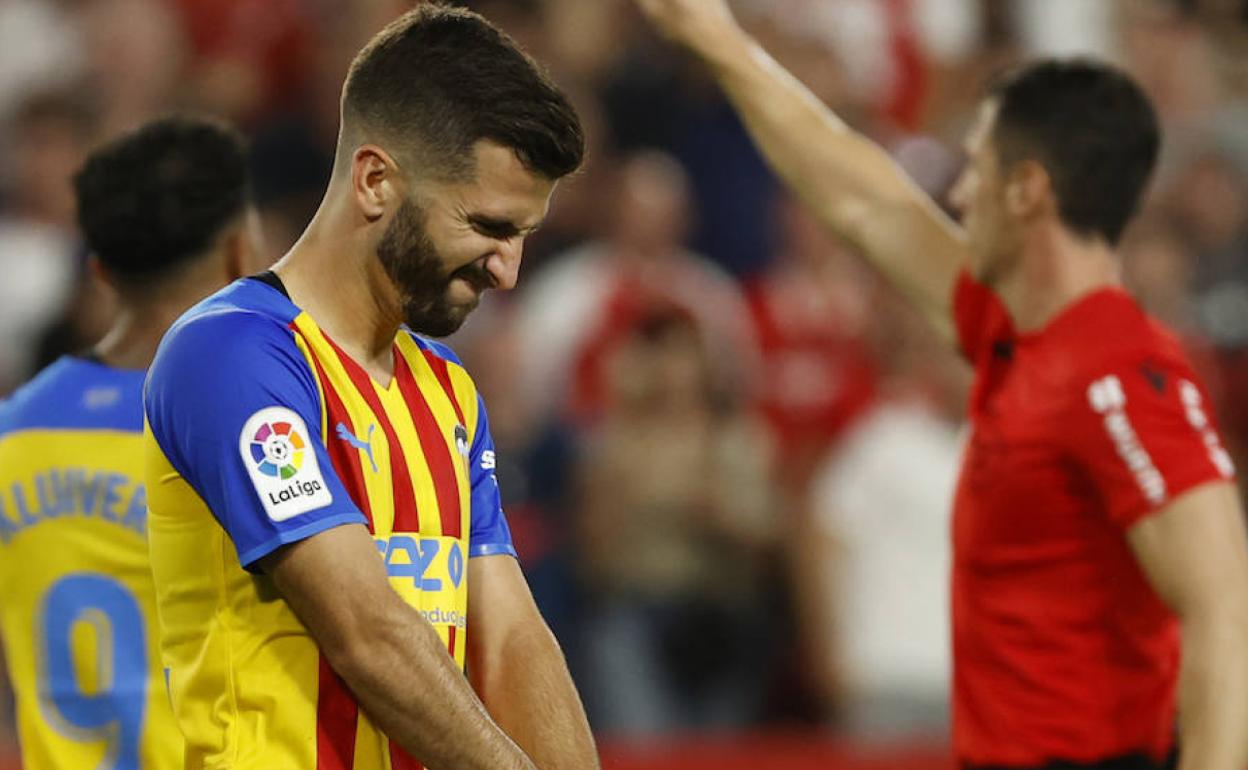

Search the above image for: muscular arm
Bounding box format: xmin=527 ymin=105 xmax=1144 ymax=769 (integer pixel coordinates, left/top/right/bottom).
xmin=1127 ymin=481 xmax=1248 ymax=770
xmin=466 ymin=555 xmax=598 ymax=770
xmin=634 ymin=0 xmax=968 ymax=342
xmin=260 ymin=525 xmax=537 ymax=770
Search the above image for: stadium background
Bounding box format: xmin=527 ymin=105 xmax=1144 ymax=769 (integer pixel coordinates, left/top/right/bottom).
xmin=1 ymin=0 xmax=1247 ymax=767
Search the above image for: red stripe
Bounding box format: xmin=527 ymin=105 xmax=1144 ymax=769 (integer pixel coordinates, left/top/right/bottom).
xmin=305 ymin=347 xmax=374 ymax=528
xmin=324 ymin=337 xmax=420 ymax=532
xmin=316 ymin=655 xmax=358 ymax=770
xmin=389 ymin=741 xmax=423 ymax=770
xmin=447 ymin=625 xmax=458 ymax=659
xmin=395 ymin=353 xmax=462 ymax=539
xmin=422 ymin=349 xmax=465 ymax=427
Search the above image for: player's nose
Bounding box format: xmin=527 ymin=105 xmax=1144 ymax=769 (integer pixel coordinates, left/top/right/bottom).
xmin=485 ymin=239 xmax=523 ymax=291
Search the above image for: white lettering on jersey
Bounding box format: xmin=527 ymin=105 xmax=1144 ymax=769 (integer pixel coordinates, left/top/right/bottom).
xmin=239 ymin=406 xmax=333 ymax=522
xmin=1087 ymin=375 xmax=1166 ymax=504
xmin=1179 ymin=380 xmax=1235 ymax=478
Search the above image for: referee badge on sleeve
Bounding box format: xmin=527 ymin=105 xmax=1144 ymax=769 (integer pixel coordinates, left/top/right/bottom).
xmin=239 ymin=406 xmax=333 ymax=521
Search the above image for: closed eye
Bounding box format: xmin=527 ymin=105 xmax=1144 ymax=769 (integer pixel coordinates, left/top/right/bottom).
xmin=467 ymin=214 xmax=540 ymax=240
xmin=468 ymin=215 xmax=519 ymax=239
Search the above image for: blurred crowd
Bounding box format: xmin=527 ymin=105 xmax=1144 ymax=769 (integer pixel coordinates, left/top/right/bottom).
xmin=2 ymin=0 xmax=1247 ymax=757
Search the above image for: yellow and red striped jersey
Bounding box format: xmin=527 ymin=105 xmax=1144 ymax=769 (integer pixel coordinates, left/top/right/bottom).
xmin=144 ymin=272 xmax=514 ymax=769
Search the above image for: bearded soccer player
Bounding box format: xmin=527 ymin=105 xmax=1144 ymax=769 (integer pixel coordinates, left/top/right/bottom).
xmin=0 ymin=117 xmax=266 ymax=769
xmin=143 ymin=7 xmax=596 ymax=770
xmin=634 ymin=1 xmax=1248 ymax=769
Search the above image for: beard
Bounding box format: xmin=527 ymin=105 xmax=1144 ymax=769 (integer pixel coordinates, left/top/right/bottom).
xmin=376 ymin=197 xmax=493 ymax=337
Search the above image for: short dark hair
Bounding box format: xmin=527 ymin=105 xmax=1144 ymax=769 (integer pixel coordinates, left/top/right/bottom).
xmin=987 ymin=58 xmax=1160 ymax=246
xmin=73 ymin=116 xmax=250 ymax=283
xmin=342 ymin=4 xmax=584 ymax=181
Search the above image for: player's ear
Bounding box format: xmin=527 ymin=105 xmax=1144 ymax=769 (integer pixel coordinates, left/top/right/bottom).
xmin=87 ymin=254 xmax=118 ymax=293
xmin=218 ymin=210 xmax=258 ymax=282
xmin=1005 ymin=159 xmax=1053 ymax=221
xmin=225 ymin=206 xmax=271 ymax=279
xmin=351 ymin=145 xmax=400 ymax=223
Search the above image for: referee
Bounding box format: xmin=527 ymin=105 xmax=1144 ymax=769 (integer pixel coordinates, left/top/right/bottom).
xmin=634 ymin=1 xmax=1248 ymax=769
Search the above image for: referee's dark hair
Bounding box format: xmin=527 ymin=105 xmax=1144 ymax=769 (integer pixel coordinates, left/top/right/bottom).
xmin=987 ymin=58 xmax=1161 ymax=247
xmin=73 ymin=116 xmax=251 ymax=289
xmin=340 ymin=4 xmax=584 ymax=182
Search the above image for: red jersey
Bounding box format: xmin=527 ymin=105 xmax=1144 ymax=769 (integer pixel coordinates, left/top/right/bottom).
xmin=951 ymin=273 xmax=1234 ymax=767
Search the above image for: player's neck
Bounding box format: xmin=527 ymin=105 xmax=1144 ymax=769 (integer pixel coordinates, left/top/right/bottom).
xmin=274 ymin=211 xmax=403 ymax=383
xmin=996 ymin=224 xmax=1121 ymax=334
xmin=93 ymin=301 xmax=192 ymax=370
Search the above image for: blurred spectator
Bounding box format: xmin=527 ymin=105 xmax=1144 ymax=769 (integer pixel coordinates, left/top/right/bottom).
xmin=453 ymin=302 xmax=585 ymax=649
xmin=29 ymin=263 xmax=118 ymax=374
xmin=0 ymin=0 xmax=84 ymax=129
xmin=173 ymin=0 xmax=312 ymax=126
xmin=1167 ymin=152 xmax=1248 ymax=331
xmin=794 ymin=297 xmax=967 ymax=736
xmin=0 ymin=92 xmax=92 ymax=392
xmin=1122 ymin=214 xmax=1208 ymax=342
xmin=514 ymin=150 xmax=757 ymax=424
xmin=600 ymin=30 xmax=780 ymax=277
xmin=78 ymin=0 xmax=185 ymax=138
xmin=746 ymin=195 xmax=879 ymax=492
xmin=576 ymin=307 xmax=777 ymax=736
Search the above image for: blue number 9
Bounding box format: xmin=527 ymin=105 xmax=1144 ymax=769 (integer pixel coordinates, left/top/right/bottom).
xmin=39 ymin=574 xmax=147 ymax=770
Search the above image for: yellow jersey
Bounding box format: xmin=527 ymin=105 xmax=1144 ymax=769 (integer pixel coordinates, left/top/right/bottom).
xmin=0 ymin=355 xmax=183 ymax=769
xmin=143 ymin=273 xmax=514 ymax=769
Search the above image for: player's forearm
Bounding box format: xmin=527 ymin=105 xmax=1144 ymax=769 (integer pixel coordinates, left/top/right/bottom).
xmin=334 ymin=612 xmax=537 ymax=770
xmin=1175 ymin=607 xmax=1248 ymax=770
xmin=470 ymin=619 xmax=598 ymax=770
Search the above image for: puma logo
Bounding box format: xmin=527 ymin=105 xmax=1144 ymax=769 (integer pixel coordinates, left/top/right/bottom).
xmin=336 ymin=422 xmax=378 ymax=473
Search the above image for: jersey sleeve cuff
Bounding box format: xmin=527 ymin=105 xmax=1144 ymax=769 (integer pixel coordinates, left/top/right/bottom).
xmin=237 ymin=510 xmax=369 ymax=571
xmin=468 ymin=542 xmax=517 ymax=559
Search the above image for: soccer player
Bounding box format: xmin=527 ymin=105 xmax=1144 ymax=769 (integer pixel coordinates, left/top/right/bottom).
xmin=0 ymin=116 xmax=266 ymax=769
xmin=142 ymin=7 xmax=597 ymax=770
xmin=633 ymin=1 xmax=1248 ymax=769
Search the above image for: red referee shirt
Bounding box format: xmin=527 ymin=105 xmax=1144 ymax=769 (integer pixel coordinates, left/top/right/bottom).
xmin=951 ymin=273 xmax=1235 ymax=767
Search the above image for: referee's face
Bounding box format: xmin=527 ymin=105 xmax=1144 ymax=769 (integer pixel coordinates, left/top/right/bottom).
xmin=952 ymin=101 xmax=1019 ymax=285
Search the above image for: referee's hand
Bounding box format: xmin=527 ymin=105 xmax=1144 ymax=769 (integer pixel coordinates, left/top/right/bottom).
xmin=633 ymin=0 xmax=744 ymax=54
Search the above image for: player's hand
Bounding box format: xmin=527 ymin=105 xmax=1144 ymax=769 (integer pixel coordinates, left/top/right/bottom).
xmin=633 ymin=0 xmax=745 ymax=56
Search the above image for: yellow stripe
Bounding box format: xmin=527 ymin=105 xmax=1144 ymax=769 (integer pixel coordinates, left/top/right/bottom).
xmin=396 ymin=338 xmax=473 ymax=535
xmin=374 ymin=379 xmax=439 ymax=539
xmin=352 ymin=714 xmax=386 ymax=770
xmin=292 ymin=333 xmax=329 ymax=440
xmin=291 ymin=314 xmax=394 ymax=532
xmin=443 ymin=354 xmax=479 ymax=542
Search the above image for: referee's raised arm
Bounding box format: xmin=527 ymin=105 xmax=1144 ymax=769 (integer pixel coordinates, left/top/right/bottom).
xmin=633 ymin=0 xmax=967 ymax=344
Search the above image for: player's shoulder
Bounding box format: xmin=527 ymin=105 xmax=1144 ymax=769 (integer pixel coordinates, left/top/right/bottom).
xmin=1062 ymin=288 xmax=1192 ymax=374
xmin=163 ymin=275 xmax=301 ymax=351
xmin=151 ymin=277 xmax=304 ymax=382
xmin=402 ymin=331 xmax=482 ymax=390
xmin=404 ymin=331 xmax=467 ymax=368
xmin=402 ymin=332 xmax=487 ymax=434
xmin=0 ymin=356 xmax=144 ymax=438
xmin=1049 ymin=288 xmax=1204 ymax=412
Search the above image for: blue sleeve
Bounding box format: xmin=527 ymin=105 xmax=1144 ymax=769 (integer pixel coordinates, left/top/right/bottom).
xmin=145 ymin=310 xmax=367 ymax=570
xmin=467 ymin=393 xmax=515 ymax=558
